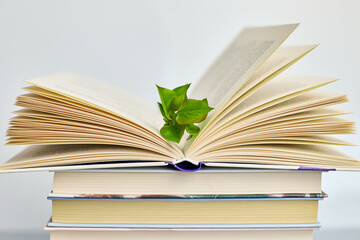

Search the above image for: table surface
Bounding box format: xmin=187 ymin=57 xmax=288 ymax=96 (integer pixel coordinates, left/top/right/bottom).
xmin=1 ymin=230 xmax=359 ymax=240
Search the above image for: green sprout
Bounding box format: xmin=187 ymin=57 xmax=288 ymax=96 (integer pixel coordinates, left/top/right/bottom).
xmin=156 ymin=83 xmax=213 ymax=143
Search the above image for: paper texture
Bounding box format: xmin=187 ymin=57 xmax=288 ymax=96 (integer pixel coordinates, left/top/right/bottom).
xmin=26 ymin=72 xmax=163 ymax=133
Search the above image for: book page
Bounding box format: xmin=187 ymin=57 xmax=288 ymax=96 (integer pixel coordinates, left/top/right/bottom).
xmin=215 ymin=92 xmax=348 ymax=138
xmin=194 ymin=116 xmax=354 ymax=156
xmin=211 ymin=107 xmax=350 ymax=150
xmin=196 ymin=144 xmax=360 ymax=171
xmin=0 ymin=145 xmax=172 ymax=172
xmin=186 ymin=76 xmax=338 ymax=157
xmin=188 ymin=45 xmax=317 ymax=147
xmin=220 ymin=76 xmax=338 ymax=123
xmin=204 ymin=95 xmax=349 ymax=149
xmin=25 ymin=72 xmax=163 ymax=134
xmin=184 ymin=24 xmax=298 ymax=151
xmin=223 ymin=45 xmax=317 ymax=116
xmin=11 ymin=92 xmax=179 ymax=156
xmin=190 ymin=24 xmax=299 ymax=114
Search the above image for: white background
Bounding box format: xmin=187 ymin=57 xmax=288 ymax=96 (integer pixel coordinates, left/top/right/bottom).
xmin=0 ymin=0 xmax=359 ymax=236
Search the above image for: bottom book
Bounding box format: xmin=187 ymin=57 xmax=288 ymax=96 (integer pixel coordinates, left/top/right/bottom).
xmin=45 ymin=223 xmax=319 ymax=240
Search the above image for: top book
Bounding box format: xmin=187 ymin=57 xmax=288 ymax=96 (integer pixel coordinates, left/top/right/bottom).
xmin=1 ymin=23 xmax=359 ymax=172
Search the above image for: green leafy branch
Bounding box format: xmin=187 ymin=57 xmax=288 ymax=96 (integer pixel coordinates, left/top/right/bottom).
xmin=157 ymin=83 xmax=213 ymax=143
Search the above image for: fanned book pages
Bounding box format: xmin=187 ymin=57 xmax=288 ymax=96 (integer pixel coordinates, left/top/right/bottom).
xmin=1 ymin=23 xmax=359 ymax=172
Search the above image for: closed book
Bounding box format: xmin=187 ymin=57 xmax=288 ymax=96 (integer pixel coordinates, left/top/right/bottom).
xmin=49 ymin=195 xmax=324 ymax=225
xmin=51 ymin=168 xmax=323 ymax=195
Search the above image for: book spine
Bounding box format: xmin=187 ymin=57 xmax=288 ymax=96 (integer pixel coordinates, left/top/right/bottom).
xmin=298 ymin=166 xmax=336 ymax=171
xmin=168 ymin=162 xmax=204 ymax=172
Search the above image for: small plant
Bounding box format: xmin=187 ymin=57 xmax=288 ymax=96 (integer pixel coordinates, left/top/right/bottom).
xmin=157 ymin=84 xmax=213 ymax=143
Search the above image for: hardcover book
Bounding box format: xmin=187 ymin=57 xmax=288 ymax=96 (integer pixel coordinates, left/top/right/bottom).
xmin=50 ymin=168 xmax=323 ymax=195
xmin=48 ymin=196 xmax=324 ymax=225
xmin=1 ymin=23 xmax=359 ymax=172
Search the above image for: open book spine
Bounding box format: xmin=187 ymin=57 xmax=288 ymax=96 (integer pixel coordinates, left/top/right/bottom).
xmin=170 ymin=161 xmax=335 ymax=172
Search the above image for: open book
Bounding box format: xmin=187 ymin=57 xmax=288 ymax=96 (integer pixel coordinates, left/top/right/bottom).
xmin=1 ymin=23 xmax=359 ymax=172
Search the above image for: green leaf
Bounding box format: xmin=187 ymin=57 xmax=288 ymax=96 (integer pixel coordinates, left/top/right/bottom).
xmin=201 ymin=98 xmax=208 ymax=105
xmin=176 ymin=99 xmax=213 ymax=125
xmin=156 ymin=83 xmax=213 ymax=143
xmin=169 ymin=95 xmax=185 ymax=111
xmin=185 ymin=123 xmax=200 ymax=135
xmin=160 ymin=123 xmax=185 ymax=143
xmin=156 ymin=85 xmax=176 ymax=118
xmin=157 ymin=102 xmax=167 ymax=119
xmin=191 ymin=99 xmax=211 ymax=122
xmin=173 ymin=83 xmax=190 ymax=100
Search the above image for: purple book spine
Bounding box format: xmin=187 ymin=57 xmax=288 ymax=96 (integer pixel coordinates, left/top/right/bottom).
xmin=298 ymin=166 xmax=336 ymax=171
xmin=168 ymin=162 xmax=204 ymax=172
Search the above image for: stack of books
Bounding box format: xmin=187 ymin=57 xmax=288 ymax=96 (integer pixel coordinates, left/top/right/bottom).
xmin=45 ymin=167 xmax=325 ymax=240
xmin=1 ymin=24 xmax=359 ymax=240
